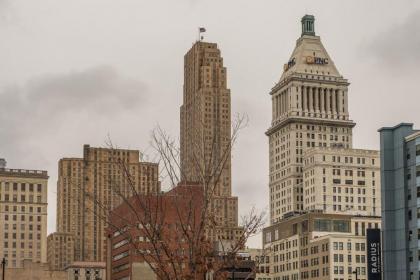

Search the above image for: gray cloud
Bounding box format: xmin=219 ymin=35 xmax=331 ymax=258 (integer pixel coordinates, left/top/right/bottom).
xmin=0 ymin=0 xmax=15 ymax=24
xmin=367 ymin=9 xmax=420 ymax=69
xmin=28 ymin=66 xmax=143 ymax=113
xmin=0 ymin=65 xmax=148 ymax=163
xmin=0 ymin=65 xmax=146 ymax=118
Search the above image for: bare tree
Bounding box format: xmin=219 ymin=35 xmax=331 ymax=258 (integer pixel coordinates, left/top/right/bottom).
xmin=75 ymin=114 xmax=266 ymax=279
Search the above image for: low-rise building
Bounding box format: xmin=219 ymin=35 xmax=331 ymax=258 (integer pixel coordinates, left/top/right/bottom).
xmin=237 ymin=248 xmax=271 ymax=280
xmin=66 ymin=261 xmax=106 ymax=280
xmin=2 ymin=259 xmax=67 ymax=280
xmin=263 ymin=212 xmax=380 ymax=280
xmin=47 ymin=232 xmax=75 ymax=270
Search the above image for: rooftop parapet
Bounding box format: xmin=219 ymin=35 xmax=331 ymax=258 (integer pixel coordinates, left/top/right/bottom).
xmin=0 ymin=168 xmax=48 ymax=179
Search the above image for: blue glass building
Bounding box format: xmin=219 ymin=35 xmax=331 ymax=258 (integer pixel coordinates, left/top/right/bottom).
xmin=379 ymin=123 xmax=420 ymax=280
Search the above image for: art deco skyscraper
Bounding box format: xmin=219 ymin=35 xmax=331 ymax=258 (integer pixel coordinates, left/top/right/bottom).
xmin=55 ymin=145 xmax=160 ymax=262
xmin=267 ymin=15 xmax=356 ymax=224
xmin=180 ymin=41 xmax=240 ymax=240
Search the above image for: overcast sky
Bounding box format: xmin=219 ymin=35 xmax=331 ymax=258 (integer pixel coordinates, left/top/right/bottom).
xmin=1 ymin=0 xmax=419 ymax=248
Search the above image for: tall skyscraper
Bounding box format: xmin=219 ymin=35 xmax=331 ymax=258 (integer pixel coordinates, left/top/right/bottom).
xmin=267 ymin=15 xmax=355 ymax=224
xmin=263 ymin=15 xmax=382 ymax=280
xmin=55 ymin=144 xmax=160 ymax=262
xmin=0 ymin=162 xmax=48 ymax=268
xmin=180 ymin=41 xmax=241 ymax=241
xmin=379 ymin=123 xmax=420 ymax=280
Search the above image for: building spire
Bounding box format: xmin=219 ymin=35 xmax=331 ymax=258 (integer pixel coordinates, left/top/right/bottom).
xmin=301 ymin=14 xmax=315 ymax=36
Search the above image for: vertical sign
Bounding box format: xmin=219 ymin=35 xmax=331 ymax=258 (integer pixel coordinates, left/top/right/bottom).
xmin=367 ymin=228 xmax=382 ymax=280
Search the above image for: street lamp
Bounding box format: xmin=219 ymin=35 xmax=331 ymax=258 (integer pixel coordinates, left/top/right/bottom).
xmin=353 ymin=267 xmax=359 ymax=280
xmin=1 ymin=258 xmax=6 ymax=280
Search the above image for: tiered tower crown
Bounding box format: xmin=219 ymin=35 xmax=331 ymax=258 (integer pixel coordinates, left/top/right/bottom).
xmin=279 ymin=15 xmax=343 ymax=85
xmin=301 ymin=14 xmax=315 ymax=36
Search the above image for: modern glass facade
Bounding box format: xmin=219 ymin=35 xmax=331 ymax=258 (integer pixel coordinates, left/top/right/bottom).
xmin=379 ymin=123 xmax=420 ymax=280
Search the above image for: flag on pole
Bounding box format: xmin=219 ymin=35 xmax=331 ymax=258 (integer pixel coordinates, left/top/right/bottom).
xmin=199 ymin=27 xmax=206 ymax=33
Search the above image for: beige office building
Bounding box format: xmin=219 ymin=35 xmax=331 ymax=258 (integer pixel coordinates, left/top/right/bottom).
xmin=263 ymin=15 xmax=382 ymax=280
xmin=0 ymin=162 xmax=48 ymax=268
xmin=55 ymin=144 xmax=160 ymax=262
xmin=263 ymin=213 xmax=380 ymax=280
xmin=303 ymin=148 xmax=380 ymax=216
xmin=180 ymin=41 xmax=241 ymax=241
xmin=47 ymin=232 xmax=75 ymax=270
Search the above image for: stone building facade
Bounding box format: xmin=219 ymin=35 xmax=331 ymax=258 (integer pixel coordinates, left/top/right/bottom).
xmin=47 ymin=232 xmax=75 ymax=270
xmin=66 ymin=261 xmax=106 ymax=280
xmin=2 ymin=260 xmax=67 ymax=280
xmin=54 ymin=144 xmax=160 ymax=263
xmin=0 ymin=164 xmax=48 ymax=268
xmin=303 ymin=148 xmax=380 ymax=216
xmin=180 ymin=41 xmax=241 ymax=241
xmin=263 ymin=213 xmax=380 ymax=280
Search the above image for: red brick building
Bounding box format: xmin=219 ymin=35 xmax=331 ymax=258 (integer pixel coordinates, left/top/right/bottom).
xmin=106 ymin=182 xmax=205 ymax=280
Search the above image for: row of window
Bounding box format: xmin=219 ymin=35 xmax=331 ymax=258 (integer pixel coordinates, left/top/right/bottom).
xmin=333 ymin=266 xmax=366 ymax=275
xmin=331 ymin=186 xmax=373 ymax=195
xmin=0 ymin=182 xmax=43 ymax=192
xmin=4 ymin=238 xmax=42 ymax=247
xmin=333 ymin=253 xmax=366 ymax=263
xmin=4 ymin=211 xmax=43 ymax=221
xmin=333 ymin=242 xmax=366 ymax=251
xmin=112 ymin=250 xmax=129 ymax=261
xmin=1 ymin=193 xmax=44 ymax=203
xmin=4 ymin=229 xmax=42 ymax=239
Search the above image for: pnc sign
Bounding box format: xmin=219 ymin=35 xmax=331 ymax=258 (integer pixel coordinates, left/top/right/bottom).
xmin=283 ymin=57 xmax=296 ymax=71
xmin=306 ymin=56 xmax=329 ymax=65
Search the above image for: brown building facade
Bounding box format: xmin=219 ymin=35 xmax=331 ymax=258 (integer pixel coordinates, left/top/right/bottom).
xmin=55 ymin=144 xmax=160 ymax=263
xmin=107 ymin=182 xmax=204 ymax=280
